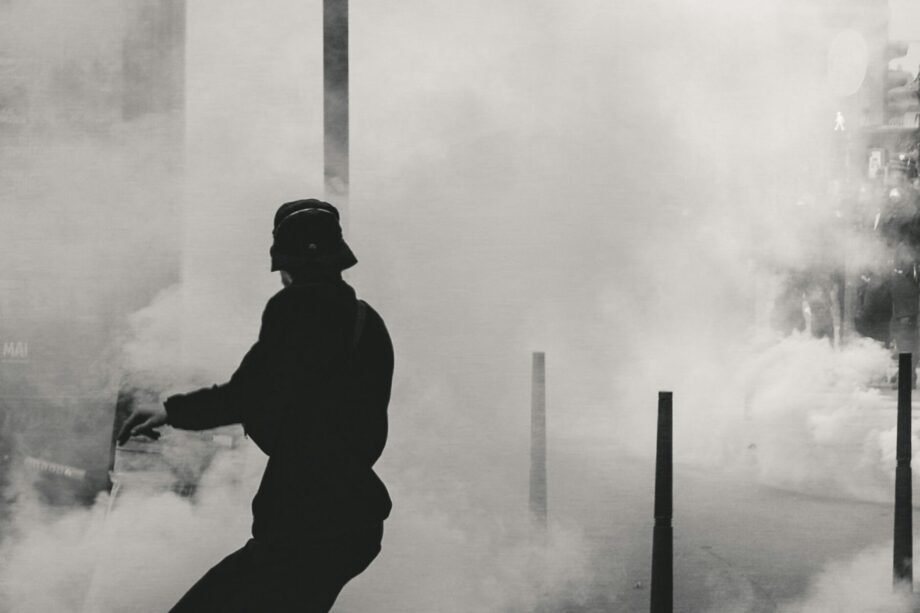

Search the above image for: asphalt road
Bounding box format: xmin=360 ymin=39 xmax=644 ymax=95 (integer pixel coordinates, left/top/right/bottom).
xmin=548 ymin=442 xmax=908 ymax=612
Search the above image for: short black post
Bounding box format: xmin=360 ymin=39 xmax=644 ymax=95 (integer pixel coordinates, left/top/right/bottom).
xmin=894 ymin=353 xmax=913 ymax=590
xmin=651 ymin=391 xmax=673 ymax=613
xmin=529 ymin=352 xmax=547 ymax=528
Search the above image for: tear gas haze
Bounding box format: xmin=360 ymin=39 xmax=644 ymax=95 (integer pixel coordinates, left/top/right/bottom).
xmin=0 ymin=0 xmax=918 ymax=611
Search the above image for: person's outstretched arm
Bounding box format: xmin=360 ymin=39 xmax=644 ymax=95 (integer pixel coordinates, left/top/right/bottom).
xmin=117 ymin=299 xmax=284 ymax=444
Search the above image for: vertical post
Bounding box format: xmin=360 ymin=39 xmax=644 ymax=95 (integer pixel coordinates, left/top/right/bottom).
xmin=323 ymin=0 xmax=349 ymax=223
xmin=651 ymin=391 xmax=673 ymax=613
xmin=169 ymin=0 xmax=186 ymax=159
xmin=894 ymin=353 xmax=913 ymax=589
xmin=529 ymin=352 xmax=547 ymax=528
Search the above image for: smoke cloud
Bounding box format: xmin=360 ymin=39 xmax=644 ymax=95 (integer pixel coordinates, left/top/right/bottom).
xmin=1 ymin=0 xmax=919 ymax=611
xmin=777 ymin=543 xmax=913 ymax=613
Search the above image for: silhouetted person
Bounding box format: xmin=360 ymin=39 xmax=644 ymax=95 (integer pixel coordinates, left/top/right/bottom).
xmin=878 ymin=158 xmax=920 ymax=251
xmin=890 ymin=244 xmax=920 ymax=385
xmin=118 ymin=199 xmax=393 ymax=612
xmin=854 ymin=270 xmax=892 ymax=345
xmin=882 ymin=160 xmax=920 ymax=373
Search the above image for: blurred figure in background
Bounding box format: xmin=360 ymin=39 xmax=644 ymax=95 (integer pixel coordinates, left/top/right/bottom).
xmin=853 ymin=179 xmax=895 ymax=346
xmin=854 ymin=268 xmax=892 ymax=346
xmin=889 ymin=242 xmax=920 ymax=384
xmin=876 ymin=156 xmax=918 ymax=245
xmin=879 ymin=157 xmax=920 ymax=384
xmin=771 ymin=192 xmax=841 ymax=344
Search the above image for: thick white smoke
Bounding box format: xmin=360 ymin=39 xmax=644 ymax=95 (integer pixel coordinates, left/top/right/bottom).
xmin=2 ymin=0 xmax=920 ymax=611
xmin=0 ymin=445 xmax=263 ymax=612
xmin=777 ymin=543 xmax=913 ymax=613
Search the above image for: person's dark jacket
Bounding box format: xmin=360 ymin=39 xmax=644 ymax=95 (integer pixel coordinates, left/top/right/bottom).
xmin=879 ymin=188 xmax=920 ymax=251
xmin=163 ymin=277 xmax=393 ymax=542
xmin=890 ymin=260 xmax=920 ymax=321
xmin=854 ymin=272 xmax=892 ymax=344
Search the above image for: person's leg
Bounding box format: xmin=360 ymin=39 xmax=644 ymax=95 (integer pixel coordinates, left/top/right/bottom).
xmin=256 ymin=524 xmax=384 ymax=613
xmin=169 ymin=526 xmax=384 ymax=613
xmin=168 ymin=541 xmax=257 ymax=613
xmin=303 ymin=533 xmax=382 ymax=611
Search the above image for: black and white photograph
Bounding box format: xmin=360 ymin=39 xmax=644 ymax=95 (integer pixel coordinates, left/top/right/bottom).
xmin=2 ymin=1 xmax=920 ymax=611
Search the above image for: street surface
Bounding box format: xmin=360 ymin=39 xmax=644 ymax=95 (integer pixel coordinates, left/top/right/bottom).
xmin=550 ymin=439 xmax=910 ymax=612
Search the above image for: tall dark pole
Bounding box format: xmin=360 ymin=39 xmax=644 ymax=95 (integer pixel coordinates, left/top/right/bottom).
xmin=324 ymin=0 xmax=349 ymax=222
xmin=894 ymin=353 xmax=913 ymax=589
xmin=651 ymin=391 xmax=673 ymax=613
xmin=529 ymin=352 xmax=547 ymax=528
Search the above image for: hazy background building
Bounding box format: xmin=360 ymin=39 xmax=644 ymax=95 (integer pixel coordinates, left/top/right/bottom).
xmin=0 ymin=0 xmax=185 ymax=505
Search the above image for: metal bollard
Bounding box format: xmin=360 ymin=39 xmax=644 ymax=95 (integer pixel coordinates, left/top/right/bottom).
xmin=651 ymin=391 xmax=673 ymax=613
xmin=530 ymin=352 xmax=547 ymax=528
xmin=894 ymin=353 xmax=913 ymax=590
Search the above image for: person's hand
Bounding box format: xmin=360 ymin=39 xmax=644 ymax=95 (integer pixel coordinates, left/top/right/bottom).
xmin=117 ymin=400 xmax=168 ymax=445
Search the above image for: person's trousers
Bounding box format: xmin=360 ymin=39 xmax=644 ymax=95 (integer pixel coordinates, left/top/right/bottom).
xmin=168 ymin=524 xmax=383 ymax=613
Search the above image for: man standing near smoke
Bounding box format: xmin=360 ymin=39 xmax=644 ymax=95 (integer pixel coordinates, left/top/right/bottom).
xmin=117 ymin=199 xmax=393 ymax=612
xmin=880 ymin=158 xmax=920 ymax=384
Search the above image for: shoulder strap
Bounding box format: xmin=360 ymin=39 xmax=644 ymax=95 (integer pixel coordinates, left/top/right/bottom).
xmin=351 ymin=299 xmax=368 ymax=352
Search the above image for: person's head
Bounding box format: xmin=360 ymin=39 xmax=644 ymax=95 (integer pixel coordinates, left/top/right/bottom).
xmin=270 ymin=199 xmax=357 ymax=284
